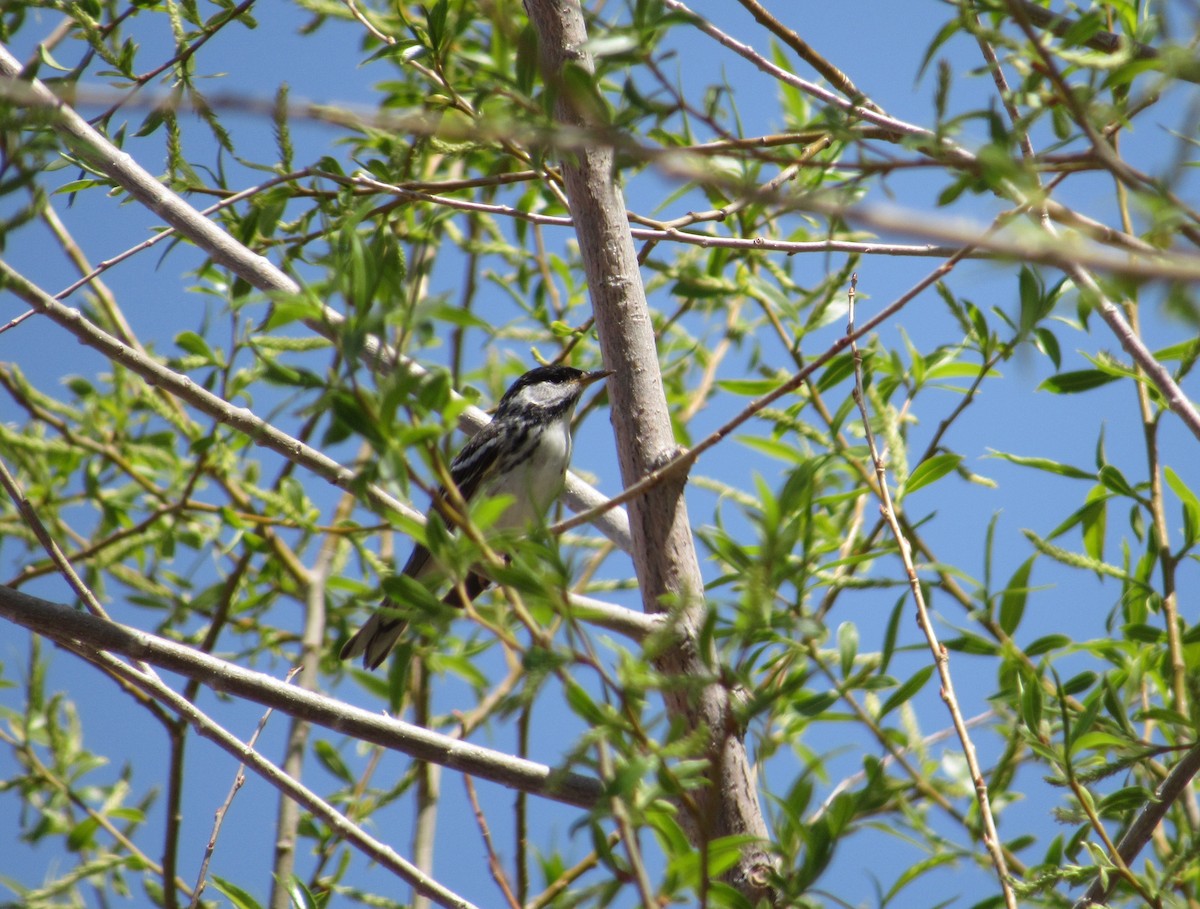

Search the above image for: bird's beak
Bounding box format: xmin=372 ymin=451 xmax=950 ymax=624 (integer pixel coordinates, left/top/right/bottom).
xmin=581 ymin=369 xmax=613 ymax=388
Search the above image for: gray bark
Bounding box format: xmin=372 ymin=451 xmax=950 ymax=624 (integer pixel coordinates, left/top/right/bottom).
xmin=523 ymin=1 xmax=774 ymax=899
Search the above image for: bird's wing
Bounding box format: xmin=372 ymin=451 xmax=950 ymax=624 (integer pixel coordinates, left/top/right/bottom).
xmin=397 ymin=421 xmax=505 ymax=578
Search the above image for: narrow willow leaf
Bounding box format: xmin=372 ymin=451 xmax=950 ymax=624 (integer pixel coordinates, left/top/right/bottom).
xmin=1081 ymin=496 xmax=1107 ymax=563
xmin=1025 ymin=634 xmax=1072 ymax=656
xmin=1038 ymin=370 xmax=1121 ymax=394
xmin=716 ymin=378 xmax=781 ymax=395
xmin=902 ymin=452 xmax=963 ymax=498
xmin=880 ymin=595 xmax=906 ymax=675
xmin=1097 ymin=465 xmax=1137 ymax=498
xmin=838 ymin=621 xmax=858 ymax=678
xmin=211 ymin=877 xmax=264 ymax=909
xmin=1034 ymin=327 xmax=1062 ymax=369
xmin=879 ymin=665 xmax=934 ymax=719
xmin=1020 ymin=669 xmax=1043 ymax=731
xmin=989 ymin=450 xmax=1093 ymax=480
xmin=1164 ymin=466 xmax=1200 ymax=546
xmin=999 ymin=556 xmax=1035 ymax=636
xmin=884 ymin=851 xmax=958 ymax=901
xmin=795 ymin=690 xmax=839 ymax=717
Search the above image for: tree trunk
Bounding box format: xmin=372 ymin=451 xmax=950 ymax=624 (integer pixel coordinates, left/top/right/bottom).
xmin=523 ymin=1 xmax=774 ymax=900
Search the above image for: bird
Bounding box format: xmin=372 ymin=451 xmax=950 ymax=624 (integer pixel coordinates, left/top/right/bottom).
xmin=340 ymin=364 xmax=612 ymax=670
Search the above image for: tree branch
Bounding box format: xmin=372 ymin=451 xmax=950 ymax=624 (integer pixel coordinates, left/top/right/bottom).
xmin=524 ymin=0 xmax=774 ymax=899
xmin=0 ymin=584 xmax=604 ymax=809
xmin=89 ymin=650 xmax=482 ymax=909
xmin=1073 ymin=742 xmax=1200 ymax=909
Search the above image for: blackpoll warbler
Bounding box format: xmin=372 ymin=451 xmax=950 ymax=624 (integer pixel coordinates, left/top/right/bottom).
xmin=341 ymin=364 xmax=612 ymax=669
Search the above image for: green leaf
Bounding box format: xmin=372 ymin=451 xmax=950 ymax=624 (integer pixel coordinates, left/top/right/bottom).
xmin=716 ymin=378 xmax=781 ymax=396
xmin=737 ymin=435 xmax=805 ymax=463
xmin=1026 ymin=634 xmax=1072 ymax=656
xmin=943 ymin=632 xmax=999 ymax=655
xmin=880 ymin=596 xmax=905 ymax=675
xmin=37 ymin=44 xmax=71 ymax=71
xmin=313 ymin=740 xmax=353 ymax=784
xmin=563 ymin=678 xmax=606 ymax=725
xmin=817 ymin=353 xmax=857 ymax=391
xmin=1155 ymin=339 xmax=1200 ymax=362
xmin=989 ymin=450 xmax=1093 ymax=480
xmin=1164 ymin=467 xmax=1200 ymax=546
xmin=794 ymin=690 xmax=839 ymax=717
xmin=66 ymin=817 xmax=100 ymax=851
xmin=1097 ymin=786 xmax=1156 ymax=816
xmin=1038 ymin=370 xmax=1121 ymax=394
xmin=1081 ymin=497 xmax=1107 ymax=563
xmin=1033 ymin=327 xmax=1062 ymax=370
xmin=838 ymin=621 xmax=858 ymax=678
xmin=879 ymin=665 xmax=934 ymax=719
xmin=175 ymin=330 xmax=214 ymax=360
xmin=211 ymin=876 xmax=265 ymax=909
xmin=999 ymin=556 xmax=1035 ymax=636
xmin=1097 ymin=465 xmax=1136 ymax=498
xmin=885 ymin=851 xmax=959 ymax=901
xmin=902 ymin=453 xmax=962 ymax=498
xmin=1019 ymin=669 xmax=1043 ymax=731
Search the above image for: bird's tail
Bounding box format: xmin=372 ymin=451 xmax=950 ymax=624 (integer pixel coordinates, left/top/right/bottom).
xmin=341 ymin=572 xmax=492 ymax=670
xmin=339 ymin=598 xmax=407 ymax=670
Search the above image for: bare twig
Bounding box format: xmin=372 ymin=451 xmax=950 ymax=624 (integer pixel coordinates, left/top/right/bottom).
xmin=846 ymin=274 xmax=1016 ymax=909
xmin=190 ymin=672 xmax=295 ymax=909
xmin=734 ymin=0 xmax=882 ymax=109
xmin=343 ymin=0 xmax=395 ymax=45
xmin=463 ymin=776 xmax=520 ymax=909
xmin=86 ymin=650 xmax=482 ymax=909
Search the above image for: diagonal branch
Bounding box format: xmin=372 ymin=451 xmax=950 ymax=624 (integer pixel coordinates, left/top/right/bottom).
xmin=1073 ymin=741 xmax=1200 ymax=909
xmin=89 ymin=651 xmax=481 ymax=909
xmin=0 ymin=583 xmax=604 ymax=809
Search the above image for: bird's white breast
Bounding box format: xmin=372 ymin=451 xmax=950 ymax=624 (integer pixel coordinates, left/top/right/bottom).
xmin=487 ymin=418 xmax=573 ymax=529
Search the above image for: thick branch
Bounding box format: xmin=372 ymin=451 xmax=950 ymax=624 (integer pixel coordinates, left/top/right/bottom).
xmin=1073 ymin=742 xmax=1200 ymax=908
xmin=524 ymin=0 xmax=773 ymax=899
xmin=0 ymin=584 xmax=603 ymax=808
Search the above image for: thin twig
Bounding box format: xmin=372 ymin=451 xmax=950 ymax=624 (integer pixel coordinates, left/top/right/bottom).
xmin=85 ymin=651 xmax=483 ymax=909
xmin=463 ymin=776 xmax=521 ymax=909
xmin=343 ymin=0 xmax=395 ymax=44
xmin=846 ymin=273 xmax=1016 ymax=909
xmin=190 ymin=669 xmax=297 ymax=909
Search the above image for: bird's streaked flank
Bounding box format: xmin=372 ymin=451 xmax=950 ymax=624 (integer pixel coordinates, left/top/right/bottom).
xmin=341 ymin=364 xmax=611 ymax=670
